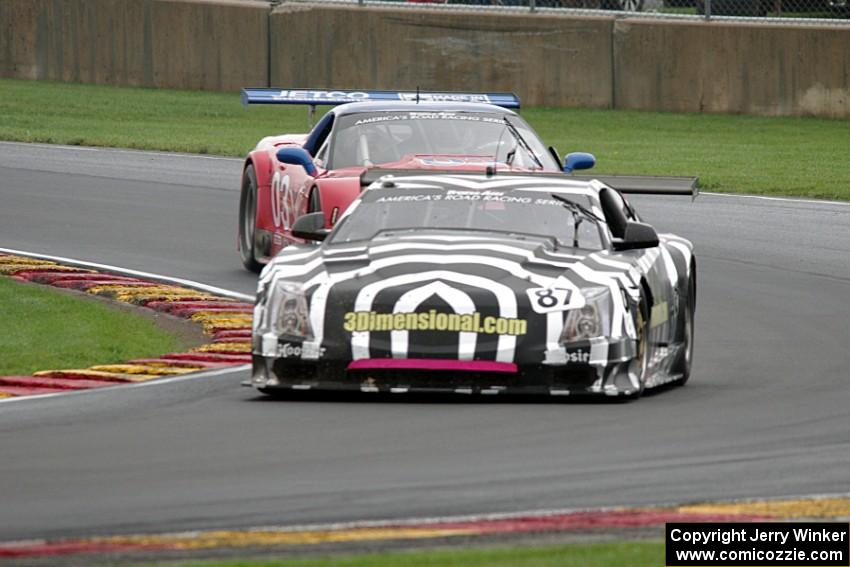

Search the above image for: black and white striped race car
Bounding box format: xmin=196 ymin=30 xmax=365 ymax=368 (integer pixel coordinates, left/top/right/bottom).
xmin=250 ymin=172 xmax=696 ymax=399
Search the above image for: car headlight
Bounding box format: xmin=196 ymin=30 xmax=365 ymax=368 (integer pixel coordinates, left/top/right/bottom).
xmin=560 ymin=287 xmax=611 ymax=343
xmin=259 ymin=280 xmax=313 ymax=340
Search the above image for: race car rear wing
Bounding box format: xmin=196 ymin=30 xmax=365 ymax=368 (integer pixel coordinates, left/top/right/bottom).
xmin=360 ymin=169 xmax=698 ymax=199
xmin=572 ymin=174 xmax=699 ymax=198
xmin=241 ymin=88 xmax=521 ymax=109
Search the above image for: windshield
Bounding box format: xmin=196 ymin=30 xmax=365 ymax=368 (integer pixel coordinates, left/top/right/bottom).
xmin=330 ymin=183 xmax=604 ymax=250
xmin=327 ymin=111 xmax=559 ymax=170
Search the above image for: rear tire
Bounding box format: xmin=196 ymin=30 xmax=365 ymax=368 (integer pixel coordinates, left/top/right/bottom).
xmin=239 ymin=164 xmax=262 ymax=273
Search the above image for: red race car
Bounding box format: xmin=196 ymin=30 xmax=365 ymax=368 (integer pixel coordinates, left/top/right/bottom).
xmin=237 ymin=89 xmax=593 ymax=272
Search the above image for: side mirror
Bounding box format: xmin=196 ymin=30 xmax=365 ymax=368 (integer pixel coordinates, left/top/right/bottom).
xmin=563 ymin=152 xmax=596 ymax=173
xmin=291 ymin=212 xmax=329 ymax=242
xmin=276 ymin=147 xmax=318 ymax=177
xmin=613 ymin=221 xmax=659 ymax=251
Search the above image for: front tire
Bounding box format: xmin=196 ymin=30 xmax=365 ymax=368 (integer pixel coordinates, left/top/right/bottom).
xmin=671 ymin=270 xmax=696 ymax=385
xmin=239 ymin=164 xmax=262 ymax=273
xmin=622 ymin=297 xmax=650 ymax=400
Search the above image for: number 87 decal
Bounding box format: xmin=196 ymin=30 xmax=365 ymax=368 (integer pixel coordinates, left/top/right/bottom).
xmin=526 ymin=287 xmax=576 ymax=314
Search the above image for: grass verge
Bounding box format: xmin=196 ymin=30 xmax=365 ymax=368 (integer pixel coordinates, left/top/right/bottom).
xmin=158 ymin=540 xmax=663 ymax=567
xmin=1 ymin=78 xmax=848 ymax=199
xmin=0 ymin=278 xmax=184 ymax=375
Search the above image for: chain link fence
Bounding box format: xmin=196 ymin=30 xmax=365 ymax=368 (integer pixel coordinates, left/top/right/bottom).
xmin=278 ymin=0 xmax=850 ymax=23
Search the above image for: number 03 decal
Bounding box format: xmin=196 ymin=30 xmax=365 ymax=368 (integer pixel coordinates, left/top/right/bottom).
xmin=526 ymin=287 xmax=576 ymax=314
xmin=270 ymin=172 xmax=292 ymax=230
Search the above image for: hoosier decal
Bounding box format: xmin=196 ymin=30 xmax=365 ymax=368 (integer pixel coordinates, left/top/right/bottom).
xmin=342 ymin=310 xmax=528 ymax=336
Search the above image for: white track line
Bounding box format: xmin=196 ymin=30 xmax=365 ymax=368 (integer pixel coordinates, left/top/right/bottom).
xmin=1 ymin=490 xmax=847 ymax=548
xmin=240 ymin=490 xmax=850 ymax=533
xmin=0 ymin=247 xmax=253 ymax=301
xmin=164 ymin=490 xmax=850 ymax=535
xmin=701 ymin=191 xmax=850 ymax=207
xmin=0 ymin=140 xmax=242 ymax=162
xmin=5 ymin=490 xmax=844 ymax=539
xmin=0 ymin=365 xmax=250 ymax=405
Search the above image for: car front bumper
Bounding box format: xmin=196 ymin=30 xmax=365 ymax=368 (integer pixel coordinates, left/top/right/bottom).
xmin=249 ymin=336 xmax=641 ymax=397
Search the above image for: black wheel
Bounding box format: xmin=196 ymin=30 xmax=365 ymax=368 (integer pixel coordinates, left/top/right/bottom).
xmin=671 ymin=270 xmax=696 ymax=385
xmin=238 ymin=164 xmax=262 ymax=273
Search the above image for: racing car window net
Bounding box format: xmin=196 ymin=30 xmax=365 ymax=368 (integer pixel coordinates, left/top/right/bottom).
xmin=327 ymin=111 xmax=558 ymax=171
xmin=330 ymin=187 xmax=604 ymax=250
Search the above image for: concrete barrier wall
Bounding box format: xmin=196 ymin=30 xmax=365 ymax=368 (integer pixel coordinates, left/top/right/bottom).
xmin=267 ymin=5 xmax=848 ymax=117
xmin=0 ymin=0 xmax=269 ymax=90
xmin=2 ymin=1 xmax=849 ymax=117
xmin=613 ymin=19 xmax=850 ymax=118
xmin=270 ymin=5 xmax=614 ymax=108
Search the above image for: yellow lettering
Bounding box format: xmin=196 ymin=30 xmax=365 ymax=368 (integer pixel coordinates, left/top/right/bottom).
xmin=375 ymin=313 xmax=393 ymax=331
xmin=343 ymin=312 xmax=356 ymax=332
xmin=393 ymin=312 xmax=407 ymax=329
xmin=435 ymin=313 xmax=448 ymax=330
xmin=512 ymin=319 xmax=528 ymax=336
xmin=356 ymin=312 xmax=371 ymax=332
xmin=405 ymin=312 xmax=419 ymax=330
xmin=344 ymin=311 xmax=527 ymax=336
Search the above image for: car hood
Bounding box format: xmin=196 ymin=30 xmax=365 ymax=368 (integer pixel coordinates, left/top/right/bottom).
xmin=266 ymin=233 xmax=609 ymax=305
xmin=322 ymin=233 xmax=578 ymax=273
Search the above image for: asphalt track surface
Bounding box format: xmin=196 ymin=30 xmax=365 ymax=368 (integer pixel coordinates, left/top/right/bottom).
xmin=1 ymin=141 xmax=849 ymax=542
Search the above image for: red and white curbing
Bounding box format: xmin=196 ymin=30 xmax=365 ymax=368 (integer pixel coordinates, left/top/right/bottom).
xmin=0 ymin=251 xmax=253 ymax=399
